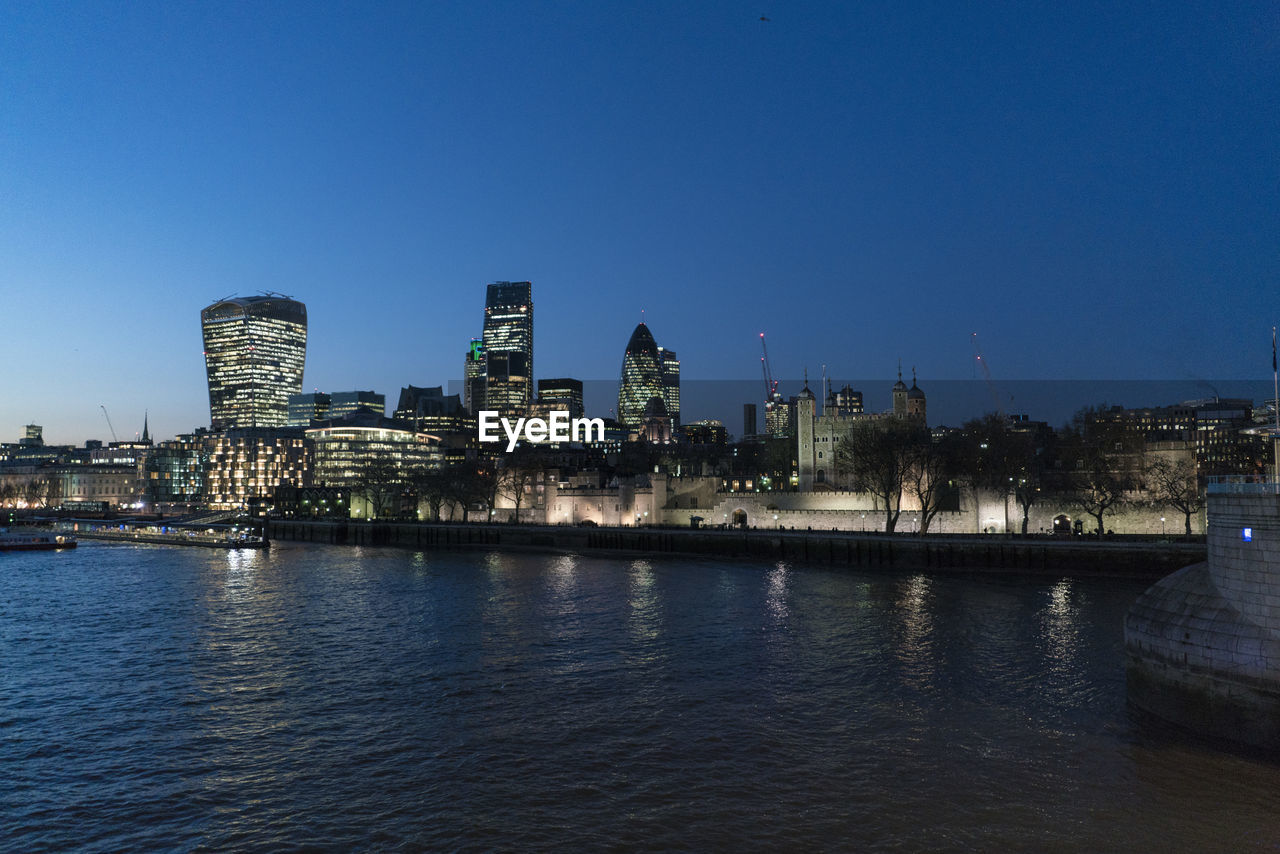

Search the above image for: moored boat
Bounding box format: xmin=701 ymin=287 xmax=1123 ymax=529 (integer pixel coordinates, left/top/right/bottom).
xmin=0 ymin=529 xmax=78 ymax=551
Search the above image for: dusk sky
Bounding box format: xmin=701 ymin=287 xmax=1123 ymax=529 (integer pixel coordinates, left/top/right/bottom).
xmin=2 ymin=1 xmax=1277 ymax=445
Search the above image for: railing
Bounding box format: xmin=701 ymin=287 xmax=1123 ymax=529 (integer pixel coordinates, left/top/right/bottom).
xmin=1206 ymin=475 xmax=1280 ymax=495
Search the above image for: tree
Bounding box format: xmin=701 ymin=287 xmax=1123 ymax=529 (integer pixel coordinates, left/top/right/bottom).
xmin=407 ymin=464 xmax=449 ymax=521
xmin=497 ymin=449 xmax=541 ymax=522
xmin=353 ymin=451 xmax=402 ymax=520
xmin=1146 ymin=455 xmax=1204 ymax=536
xmin=23 ymin=477 xmax=49 ymax=509
xmin=960 ymin=414 xmax=1050 ymax=535
xmin=1059 ymin=405 xmax=1144 ymax=536
xmin=904 ymin=430 xmax=962 ymax=535
xmin=835 ymin=419 xmax=917 ymax=533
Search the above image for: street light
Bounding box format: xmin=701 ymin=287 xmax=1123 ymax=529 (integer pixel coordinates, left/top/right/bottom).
xmin=1161 ymin=516 xmax=1166 ymax=536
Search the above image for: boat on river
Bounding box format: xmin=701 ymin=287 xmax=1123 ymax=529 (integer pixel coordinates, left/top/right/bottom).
xmin=0 ymin=529 xmax=78 ymax=551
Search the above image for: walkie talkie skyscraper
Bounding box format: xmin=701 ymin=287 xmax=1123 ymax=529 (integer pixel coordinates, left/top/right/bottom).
xmin=201 ymin=294 xmax=307 ymax=430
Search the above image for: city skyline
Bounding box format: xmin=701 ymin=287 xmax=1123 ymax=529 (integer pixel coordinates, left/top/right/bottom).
xmin=2 ymin=3 xmax=1278 ymax=444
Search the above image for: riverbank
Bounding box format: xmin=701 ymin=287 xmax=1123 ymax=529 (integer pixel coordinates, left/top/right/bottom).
xmin=75 ymin=530 xmax=267 ymax=549
xmin=268 ymin=519 xmax=1203 ymax=577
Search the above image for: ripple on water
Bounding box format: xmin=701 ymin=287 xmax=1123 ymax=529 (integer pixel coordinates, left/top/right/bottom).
xmin=1 ymin=542 xmax=1277 ymax=851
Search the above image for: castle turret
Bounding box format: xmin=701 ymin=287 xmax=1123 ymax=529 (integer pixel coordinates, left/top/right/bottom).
xmin=796 ymin=376 xmax=816 ymax=491
xmin=906 ymin=369 xmax=926 ymax=423
xmin=892 ymin=364 xmax=908 ymax=417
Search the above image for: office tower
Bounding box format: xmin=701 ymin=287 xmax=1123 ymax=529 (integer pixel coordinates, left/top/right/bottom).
xmin=743 ymin=403 xmax=757 ymax=439
xmin=618 ymin=323 xmax=664 ymax=428
xmin=330 ymin=390 xmax=385 ymax=419
xmin=288 ymin=392 xmax=331 ymax=426
xmin=394 ymin=385 xmax=469 ymax=433
xmin=537 ymin=378 xmax=585 ymax=420
xmin=659 ymin=347 xmax=680 ymax=426
xmin=464 ymin=338 xmax=486 ymax=413
xmin=481 ymin=282 xmax=533 ymax=417
xmin=201 ymin=295 xmax=307 ymax=430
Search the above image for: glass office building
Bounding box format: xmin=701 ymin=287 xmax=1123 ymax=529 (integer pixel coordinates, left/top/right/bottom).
xmin=481 ymin=282 xmax=533 ymax=418
xmin=201 ymin=295 xmax=308 ymax=430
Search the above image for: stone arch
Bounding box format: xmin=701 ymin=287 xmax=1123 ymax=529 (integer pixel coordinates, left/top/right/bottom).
xmin=731 ymin=508 xmax=748 ymax=529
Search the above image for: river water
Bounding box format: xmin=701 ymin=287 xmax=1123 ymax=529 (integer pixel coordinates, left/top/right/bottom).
xmin=3 ymin=541 xmax=1277 ymax=851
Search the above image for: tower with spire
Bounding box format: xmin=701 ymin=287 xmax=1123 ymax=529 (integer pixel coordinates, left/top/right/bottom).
xmin=892 ymin=362 xmax=909 ymax=417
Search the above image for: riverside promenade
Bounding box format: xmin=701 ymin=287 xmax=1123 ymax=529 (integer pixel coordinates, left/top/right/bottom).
xmin=268 ymin=520 xmax=1203 ymax=578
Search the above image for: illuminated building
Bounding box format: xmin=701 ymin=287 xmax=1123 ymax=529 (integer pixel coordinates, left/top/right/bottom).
xmin=288 ymin=392 xmax=331 ymax=426
xmin=618 ymin=323 xmax=666 ymax=428
xmin=481 ymin=282 xmax=533 ymax=417
xmin=58 ymin=464 xmax=143 ymax=510
xmin=330 ymin=390 xmax=385 ymax=419
xmin=764 ymin=396 xmax=791 ymax=438
xmin=203 ymin=428 xmax=310 ymax=513
xmin=201 ymin=295 xmax=308 ymax=430
xmin=536 ymin=378 xmax=584 ymax=420
xmin=660 ymin=348 xmax=680 ymax=426
xmin=394 ymin=386 xmax=470 ymax=434
xmin=681 ymin=419 xmax=727 ymax=445
xmin=20 ymin=425 xmax=43 ymax=448
xmin=144 ymin=433 xmax=210 ymax=511
xmin=307 ymin=410 xmax=442 ymax=518
xmin=464 ymin=338 xmax=486 ymax=413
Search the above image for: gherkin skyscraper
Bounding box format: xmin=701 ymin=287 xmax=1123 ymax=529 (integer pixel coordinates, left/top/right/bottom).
xmin=618 ymin=322 xmax=678 ymax=428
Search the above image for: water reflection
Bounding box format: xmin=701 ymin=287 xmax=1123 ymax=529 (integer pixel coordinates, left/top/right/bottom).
xmin=1041 ymin=579 xmax=1081 ymax=670
xmin=221 ymin=547 xmax=264 ymax=605
xmin=628 ymin=560 xmax=660 ymax=644
xmin=766 ymin=561 xmax=789 ymax=625
xmin=894 ymin=574 xmax=936 ymax=693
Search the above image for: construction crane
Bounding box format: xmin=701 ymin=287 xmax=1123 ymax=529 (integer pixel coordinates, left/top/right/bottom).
xmin=100 ymin=405 xmax=119 ymax=443
xmin=971 ymin=333 xmax=1004 ymax=415
xmin=760 ymin=333 xmax=786 ymax=436
xmin=759 ymin=333 xmax=779 ymax=403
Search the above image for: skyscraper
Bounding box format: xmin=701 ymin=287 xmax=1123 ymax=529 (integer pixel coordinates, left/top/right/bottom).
xmin=618 ymin=322 xmax=665 ymax=428
xmin=659 ymin=347 xmax=680 ymax=426
xmin=463 ymin=338 xmax=486 ymax=413
xmin=330 ymin=390 xmax=385 ymax=419
xmin=536 ymin=378 xmax=585 ymax=420
xmin=201 ymin=295 xmax=307 ymax=430
xmin=481 ymin=282 xmax=533 ymax=417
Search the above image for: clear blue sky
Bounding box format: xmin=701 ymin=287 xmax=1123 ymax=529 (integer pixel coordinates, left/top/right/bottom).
xmin=2 ymin=1 xmax=1277 ymax=444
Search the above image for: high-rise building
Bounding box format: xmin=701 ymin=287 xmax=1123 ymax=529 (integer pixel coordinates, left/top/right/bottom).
xmin=288 ymin=392 xmax=331 ymax=426
xmin=201 ymin=295 xmax=308 ymax=430
xmin=659 ymin=348 xmax=680 ymax=426
xmin=618 ymin=323 xmax=666 ymax=428
xmin=536 ymin=378 xmax=585 ymax=420
xmin=394 ymin=385 xmax=469 ymax=434
xmin=330 ymin=390 xmax=385 ymax=419
xmin=463 ymin=338 xmax=486 ymax=413
xmin=481 ymin=282 xmax=533 ymax=417
xmin=743 ymin=403 xmax=757 ymax=439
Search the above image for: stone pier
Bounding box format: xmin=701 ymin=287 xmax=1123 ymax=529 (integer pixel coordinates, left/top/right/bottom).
xmin=1125 ymin=483 xmax=1280 ymax=750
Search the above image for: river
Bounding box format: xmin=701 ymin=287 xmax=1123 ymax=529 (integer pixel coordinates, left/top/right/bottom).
xmin=2 ymin=541 xmax=1277 ymax=851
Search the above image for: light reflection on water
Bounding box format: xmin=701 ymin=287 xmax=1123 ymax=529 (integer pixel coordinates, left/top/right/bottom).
xmin=3 ymin=541 xmax=1279 ymax=852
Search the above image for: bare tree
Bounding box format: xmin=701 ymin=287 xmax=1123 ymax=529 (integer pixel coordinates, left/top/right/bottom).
xmin=835 ymin=419 xmax=917 ymax=533
xmin=1060 ymin=406 xmax=1144 ymax=536
xmin=353 ymin=451 xmax=402 ymax=520
xmin=904 ymin=431 xmax=961 ymax=535
xmin=497 ymin=452 xmax=541 ymax=523
xmin=1146 ymin=456 xmax=1204 ymax=536
xmin=407 ymin=464 xmax=449 ymax=521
